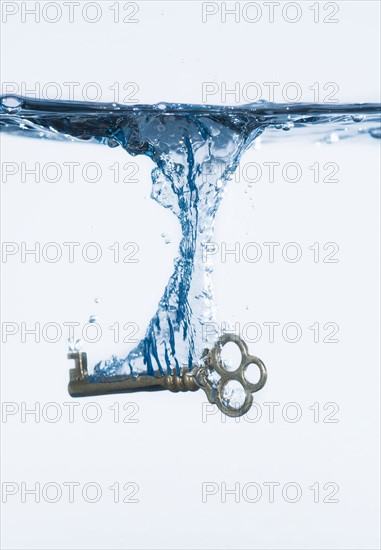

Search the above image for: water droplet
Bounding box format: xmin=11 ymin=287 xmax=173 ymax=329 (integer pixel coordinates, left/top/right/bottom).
xmin=161 ymin=232 xmax=171 ymax=244
xmin=2 ymin=96 xmax=22 ymax=112
xmin=157 ymin=103 xmax=167 ymax=110
xmin=352 ymin=114 xmax=364 ymax=123
xmin=89 ymin=315 xmax=97 ymax=323
xmin=94 ymin=297 xmax=100 ymax=304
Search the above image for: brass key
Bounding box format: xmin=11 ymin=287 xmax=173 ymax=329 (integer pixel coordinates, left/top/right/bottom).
xmin=68 ymin=333 xmax=267 ymax=417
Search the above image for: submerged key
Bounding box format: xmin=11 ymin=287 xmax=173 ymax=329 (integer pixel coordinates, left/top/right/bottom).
xmin=68 ymin=333 xmax=267 ymax=418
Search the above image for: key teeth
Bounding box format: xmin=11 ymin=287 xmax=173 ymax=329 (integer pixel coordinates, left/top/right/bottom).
xmin=68 ymin=352 xmax=88 ymax=381
xmin=67 ymin=352 xmax=89 ymax=397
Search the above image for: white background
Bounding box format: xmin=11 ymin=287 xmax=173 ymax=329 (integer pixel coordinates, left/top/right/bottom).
xmin=1 ymin=1 xmax=380 ymax=549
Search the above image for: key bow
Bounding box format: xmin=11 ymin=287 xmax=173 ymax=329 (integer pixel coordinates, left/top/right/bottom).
xmin=194 ymin=333 xmax=267 ymax=417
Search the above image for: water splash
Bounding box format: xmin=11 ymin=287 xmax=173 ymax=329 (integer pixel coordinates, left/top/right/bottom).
xmin=1 ymin=95 xmax=380 ymax=382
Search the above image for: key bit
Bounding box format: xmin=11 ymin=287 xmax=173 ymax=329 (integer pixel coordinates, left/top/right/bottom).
xmin=68 ymin=333 xmax=267 ymax=417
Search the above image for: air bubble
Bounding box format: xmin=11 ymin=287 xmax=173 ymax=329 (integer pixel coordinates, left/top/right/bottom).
xmin=282 ymin=122 xmax=294 ymax=131
xmin=161 ymin=232 xmax=171 ymax=244
xmin=107 ymin=138 xmax=119 ymax=148
xmin=1 ymin=96 xmax=23 ymax=112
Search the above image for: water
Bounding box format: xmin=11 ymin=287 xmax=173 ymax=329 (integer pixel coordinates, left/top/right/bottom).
xmin=1 ymin=95 xmax=380 ymax=383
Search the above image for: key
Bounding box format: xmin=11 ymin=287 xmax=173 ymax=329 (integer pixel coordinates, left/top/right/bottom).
xmin=68 ymin=333 xmax=267 ymax=417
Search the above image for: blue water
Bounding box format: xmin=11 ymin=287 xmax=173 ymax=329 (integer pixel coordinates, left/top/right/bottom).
xmin=1 ymin=95 xmax=380 ymax=381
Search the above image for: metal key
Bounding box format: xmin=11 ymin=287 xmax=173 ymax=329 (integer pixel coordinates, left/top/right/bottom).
xmin=68 ymin=333 xmax=267 ymax=417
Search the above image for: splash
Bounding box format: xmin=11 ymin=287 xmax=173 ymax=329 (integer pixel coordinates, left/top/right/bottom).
xmin=1 ymin=95 xmax=380 ymax=381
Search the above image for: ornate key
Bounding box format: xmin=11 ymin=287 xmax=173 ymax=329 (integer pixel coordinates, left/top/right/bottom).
xmin=68 ymin=333 xmax=267 ymax=417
